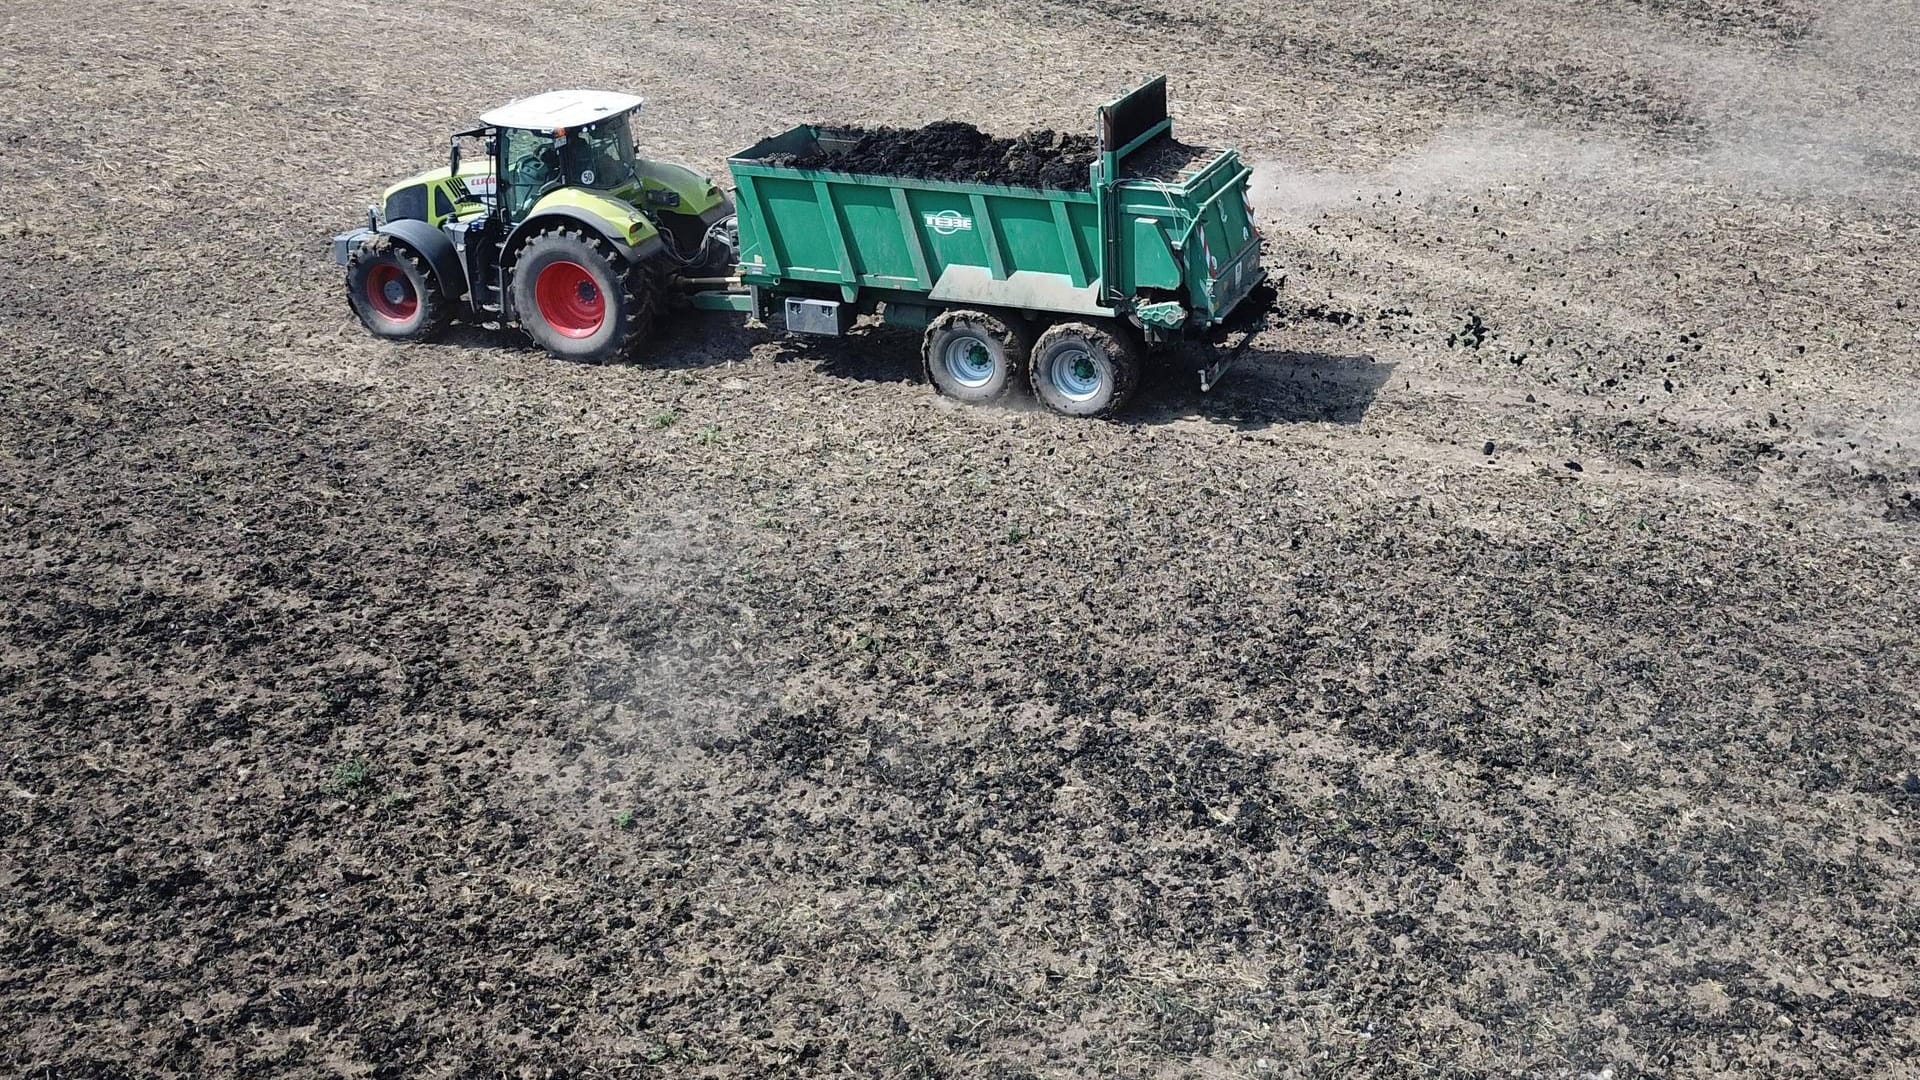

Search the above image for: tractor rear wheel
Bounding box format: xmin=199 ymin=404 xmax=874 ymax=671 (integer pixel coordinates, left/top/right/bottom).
xmin=346 ymin=235 xmax=449 ymax=342
xmin=921 ymin=308 xmax=1033 ymax=405
xmin=511 ymin=227 xmax=659 ymax=363
xmin=1029 ymin=320 xmax=1141 ymax=419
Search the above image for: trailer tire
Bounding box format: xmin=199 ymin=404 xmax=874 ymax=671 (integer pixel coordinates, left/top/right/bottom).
xmin=922 ymin=309 xmax=1032 ymax=405
xmin=1029 ymin=321 xmax=1141 ymax=418
xmin=511 ymin=227 xmax=659 ymax=363
xmin=346 ymin=234 xmax=449 ymax=342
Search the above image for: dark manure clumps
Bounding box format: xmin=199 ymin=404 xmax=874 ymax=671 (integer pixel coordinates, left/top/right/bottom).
xmin=764 ymin=121 xmax=1099 ymax=190
xmin=756 ymin=121 xmax=1224 ymax=191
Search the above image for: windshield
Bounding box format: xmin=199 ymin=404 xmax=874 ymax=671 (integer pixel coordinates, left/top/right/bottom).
xmin=561 ymin=114 xmax=638 ymax=191
xmin=502 ymin=127 xmax=558 ymax=220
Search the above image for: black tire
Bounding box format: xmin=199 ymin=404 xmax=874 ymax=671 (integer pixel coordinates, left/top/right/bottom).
xmin=921 ymin=308 xmax=1034 ymax=405
xmin=510 ymin=227 xmax=659 ymax=363
xmin=345 ymin=234 xmax=449 ymax=342
xmin=1028 ymin=320 xmax=1142 ymax=418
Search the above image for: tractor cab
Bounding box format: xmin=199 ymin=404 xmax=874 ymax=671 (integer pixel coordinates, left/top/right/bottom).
xmin=471 ymin=90 xmax=646 ymax=224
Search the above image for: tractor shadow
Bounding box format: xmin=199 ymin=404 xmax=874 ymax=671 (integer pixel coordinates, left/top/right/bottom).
xmin=437 ymin=311 xmax=921 ymax=380
xmin=639 ymin=311 xmax=773 ymax=373
xmin=439 ymin=321 xmax=540 ymax=355
xmin=1131 ymin=346 xmax=1396 ymax=430
xmin=434 ymin=311 xmax=848 ymax=375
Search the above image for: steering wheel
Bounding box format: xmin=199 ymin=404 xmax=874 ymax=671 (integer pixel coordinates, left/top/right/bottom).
xmin=509 ymin=147 xmax=558 ymax=188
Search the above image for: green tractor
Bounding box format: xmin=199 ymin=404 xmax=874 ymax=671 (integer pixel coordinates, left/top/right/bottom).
xmin=333 ymin=91 xmax=735 ymax=362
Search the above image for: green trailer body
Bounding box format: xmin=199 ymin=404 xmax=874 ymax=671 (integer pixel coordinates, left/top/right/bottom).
xmin=719 ymin=79 xmax=1266 ymax=343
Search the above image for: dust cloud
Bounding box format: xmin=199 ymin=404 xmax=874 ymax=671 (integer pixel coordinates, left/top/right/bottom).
xmin=584 ymin=510 xmax=774 ymax=751
xmin=510 ymin=510 xmax=776 ymax=827
xmin=1248 ymin=1 xmax=1920 ymax=218
xmin=1248 ymin=124 xmax=1622 ymax=222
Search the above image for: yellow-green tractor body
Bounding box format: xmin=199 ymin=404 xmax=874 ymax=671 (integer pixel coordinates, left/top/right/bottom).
xmin=335 ymin=90 xmax=736 ymax=363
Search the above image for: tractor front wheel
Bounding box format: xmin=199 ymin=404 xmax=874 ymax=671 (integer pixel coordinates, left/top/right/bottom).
xmin=511 ymin=228 xmax=658 ymax=363
xmin=346 ymin=235 xmax=449 ymax=342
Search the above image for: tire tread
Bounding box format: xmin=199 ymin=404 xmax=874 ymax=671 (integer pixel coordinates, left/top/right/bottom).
xmin=510 ymin=227 xmax=660 ymax=363
xmin=346 ymin=234 xmax=449 ymax=342
xmin=1029 ymin=320 xmax=1141 ymax=419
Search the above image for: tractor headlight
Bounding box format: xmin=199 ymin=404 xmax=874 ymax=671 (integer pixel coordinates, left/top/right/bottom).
xmin=644 ymin=188 xmax=681 ymax=209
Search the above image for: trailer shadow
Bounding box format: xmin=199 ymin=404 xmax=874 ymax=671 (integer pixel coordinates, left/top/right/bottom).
xmin=641 ymin=313 xmax=926 ymax=380
xmin=438 ymin=318 xmax=1391 ymax=430
xmin=758 ymin=323 xmax=925 ymax=384
xmin=1131 ymin=347 xmax=1396 ymax=430
xmin=759 ymin=330 xmax=1399 ymax=424
xmin=439 ymin=322 xmax=540 ymax=355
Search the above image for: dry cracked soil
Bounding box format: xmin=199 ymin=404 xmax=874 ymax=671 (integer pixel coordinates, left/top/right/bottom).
xmin=2 ymin=0 xmax=1918 ymax=1077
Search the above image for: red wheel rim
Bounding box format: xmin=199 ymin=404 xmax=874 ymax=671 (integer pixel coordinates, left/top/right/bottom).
xmin=365 ymin=263 xmax=418 ymax=321
xmin=534 ymin=261 xmax=605 ymax=339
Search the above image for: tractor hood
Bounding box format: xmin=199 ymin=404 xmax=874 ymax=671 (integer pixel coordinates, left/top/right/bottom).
xmin=632 ymin=160 xmax=728 ymax=217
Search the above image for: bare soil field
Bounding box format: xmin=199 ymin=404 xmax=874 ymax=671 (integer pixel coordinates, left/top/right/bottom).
xmin=3 ymin=1 xmax=1918 ymax=1077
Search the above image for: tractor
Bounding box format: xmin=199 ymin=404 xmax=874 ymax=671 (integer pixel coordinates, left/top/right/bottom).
xmin=332 ymin=91 xmax=736 ymax=363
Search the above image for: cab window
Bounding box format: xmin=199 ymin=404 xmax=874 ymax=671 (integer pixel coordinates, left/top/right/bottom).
xmin=502 ymin=128 xmax=559 ymax=220
xmin=560 ymin=115 xmax=638 ymax=191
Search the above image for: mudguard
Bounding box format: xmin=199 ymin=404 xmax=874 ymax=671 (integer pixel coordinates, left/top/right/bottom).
xmin=503 ymin=191 xmax=665 ymax=269
xmin=504 ymin=210 xmax=665 ymax=268
xmin=377 ymin=218 xmax=468 ymax=300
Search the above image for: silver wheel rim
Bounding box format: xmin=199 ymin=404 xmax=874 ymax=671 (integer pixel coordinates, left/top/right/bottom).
xmin=943 ymin=334 xmax=998 ymax=389
xmin=1049 ymin=347 xmax=1105 ymax=402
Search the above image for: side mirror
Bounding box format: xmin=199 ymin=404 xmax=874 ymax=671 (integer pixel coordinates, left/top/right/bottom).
xmin=449 ymin=141 xmax=462 ymax=175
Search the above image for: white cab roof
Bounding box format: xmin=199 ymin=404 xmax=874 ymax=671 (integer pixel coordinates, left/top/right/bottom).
xmin=479 ymin=90 xmax=643 ymax=131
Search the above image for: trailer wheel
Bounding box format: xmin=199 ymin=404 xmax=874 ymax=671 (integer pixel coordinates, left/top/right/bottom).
xmin=1029 ymin=321 xmax=1141 ymax=418
xmin=346 ymin=234 xmax=449 ymax=342
xmin=511 ymin=227 xmax=659 ymax=363
xmin=922 ymin=309 xmax=1032 ymax=405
